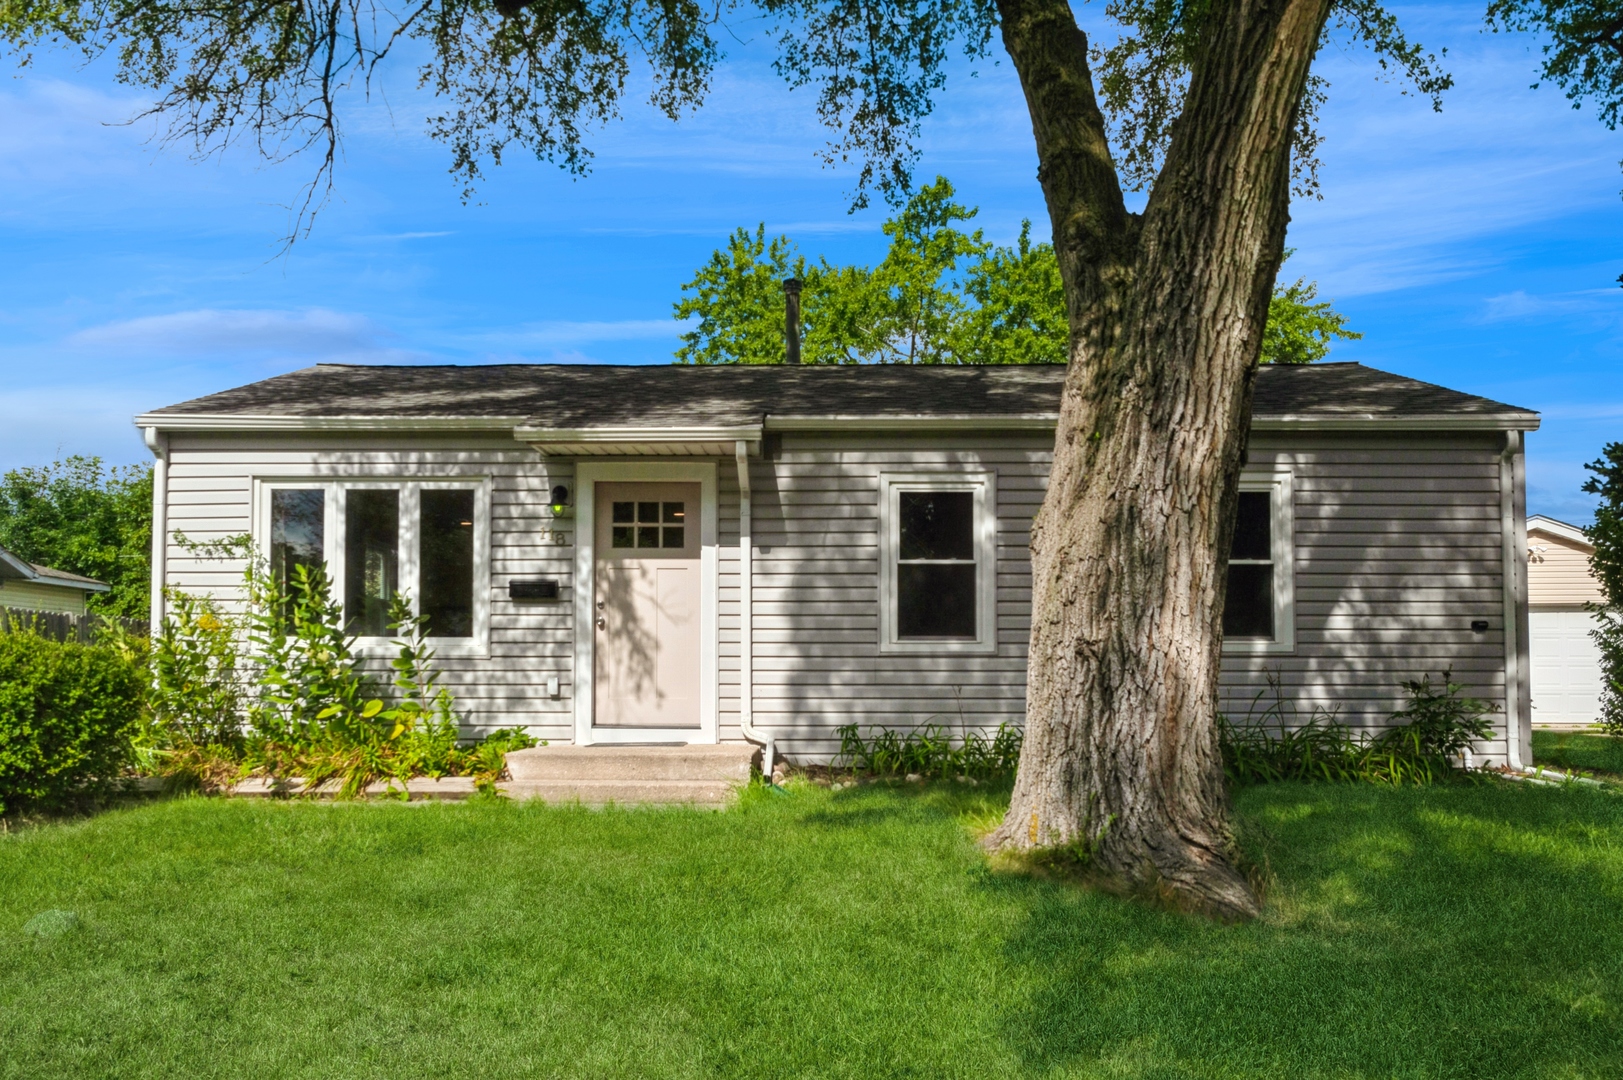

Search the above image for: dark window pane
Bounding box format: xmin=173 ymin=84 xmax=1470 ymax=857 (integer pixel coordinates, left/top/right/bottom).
xmin=662 ymin=527 xmax=685 ymax=549
xmin=612 ymin=526 xmax=635 ymax=549
xmin=899 ymin=491 xmax=974 ymax=560
xmin=638 ymin=502 xmax=659 ymax=523
xmin=663 ymin=502 xmax=685 ymax=523
xmin=271 ymin=489 xmax=324 ymax=589
xmin=898 ymin=563 xmax=976 ymax=638
xmin=1231 ymin=492 xmax=1272 ymax=561
xmin=1223 ymin=564 xmax=1274 ymax=638
xmin=637 ymin=526 xmax=660 ymax=548
xmin=344 ymin=490 xmax=399 ymax=636
xmin=421 ymin=489 xmax=475 ymax=638
xmin=612 ymin=501 xmax=634 ymax=524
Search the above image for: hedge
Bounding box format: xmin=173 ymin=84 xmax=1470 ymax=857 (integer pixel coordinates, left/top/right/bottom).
xmin=0 ymin=631 xmax=145 ymax=815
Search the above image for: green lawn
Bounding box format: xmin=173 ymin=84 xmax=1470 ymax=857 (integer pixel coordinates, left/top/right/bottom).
xmin=3 ymin=781 xmax=1622 ymax=1079
xmin=1532 ymin=729 xmax=1623 ymax=778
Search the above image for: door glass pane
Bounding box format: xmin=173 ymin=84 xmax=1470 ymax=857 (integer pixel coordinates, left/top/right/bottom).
xmin=662 ymin=527 xmax=685 ymax=548
xmin=420 ymin=489 xmax=475 ymax=638
xmin=271 ymin=489 xmax=324 ymax=589
xmin=899 ymin=491 xmax=974 ymax=560
xmin=344 ymin=489 xmax=398 ymax=637
xmin=1231 ymin=492 xmax=1272 ymax=561
xmin=663 ymin=502 xmax=685 ymax=523
xmin=612 ymin=526 xmax=635 ymax=549
xmin=898 ymin=564 xmax=977 ymax=638
xmin=638 ymin=502 xmax=660 ymax=523
xmin=1223 ymin=564 xmax=1274 ymax=638
xmin=637 ymin=525 xmax=660 ymax=548
xmin=612 ymin=501 xmax=635 ymax=524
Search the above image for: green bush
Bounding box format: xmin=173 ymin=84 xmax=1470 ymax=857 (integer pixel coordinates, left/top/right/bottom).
xmin=0 ymin=629 xmax=146 ymax=814
xmin=836 ymin=722 xmax=1022 ymax=779
xmin=1220 ymin=671 xmax=1498 ymax=786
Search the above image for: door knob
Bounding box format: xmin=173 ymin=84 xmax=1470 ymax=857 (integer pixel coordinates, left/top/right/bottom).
xmin=596 ymin=616 xmax=606 ymax=631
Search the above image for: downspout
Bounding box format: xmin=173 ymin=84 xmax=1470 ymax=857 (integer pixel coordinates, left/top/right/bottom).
xmin=735 ymin=440 xmax=771 ymax=780
xmin=1500 ymin=429 xmax=1528 ymax=771
xmin=144 ymin=426 xmax=169 ymax=633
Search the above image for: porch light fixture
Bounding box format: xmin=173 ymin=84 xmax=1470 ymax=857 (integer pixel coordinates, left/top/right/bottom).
xmin=548 ymin=484 xmax=574 ymax=519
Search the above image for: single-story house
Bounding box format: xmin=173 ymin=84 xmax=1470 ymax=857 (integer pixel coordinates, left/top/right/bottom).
xmin=0 ymin=545 xmax=110 ymax=616
xmin=136 ymin=361 xmax=1541 ymax=768
xmin=1526 ymin=514 xmax=1608 ymax=727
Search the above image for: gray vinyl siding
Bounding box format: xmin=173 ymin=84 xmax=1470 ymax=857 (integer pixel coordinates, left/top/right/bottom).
xmin=157 ymin=426 xmax=1518 ymax=764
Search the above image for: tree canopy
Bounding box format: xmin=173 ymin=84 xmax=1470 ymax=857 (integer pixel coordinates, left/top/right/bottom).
xmin=675 ymin=180 xmax=1357 ymax=366
xmin=0 ymin=457 xmax=153 ymax=620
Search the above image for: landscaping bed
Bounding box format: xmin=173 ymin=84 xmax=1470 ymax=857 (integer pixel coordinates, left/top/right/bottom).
xmin=3 ymin=780 xmax=1621 ymax=1078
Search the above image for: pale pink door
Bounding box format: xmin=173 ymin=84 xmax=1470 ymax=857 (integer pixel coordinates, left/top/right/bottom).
xmin=594 ymin=483 xmax=702 ymax=729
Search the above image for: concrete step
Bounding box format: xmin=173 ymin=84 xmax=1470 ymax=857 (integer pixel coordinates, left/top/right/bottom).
xmin=497 ymin=778 xmax=738 ymax=806
xmin=504 ymin=742 xmax=758 ymax=783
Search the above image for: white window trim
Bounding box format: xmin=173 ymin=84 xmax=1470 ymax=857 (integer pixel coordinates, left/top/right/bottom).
xmin=877 ymin=470 xmax=998 ymax=655
xmin=253 ymin=477 xmax=492 ymax=658
xmin=1223 ymin=470 xmax=1295 ymax=655
xmin=572 ymin=461 xmax=719 ymax=746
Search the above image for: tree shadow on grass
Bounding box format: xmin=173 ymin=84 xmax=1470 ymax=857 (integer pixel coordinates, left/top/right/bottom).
xmin=993 ymin=782 xmax=1623 ymax=1078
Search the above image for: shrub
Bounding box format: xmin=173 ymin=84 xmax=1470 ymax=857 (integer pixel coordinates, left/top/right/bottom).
xmin=836 ymin=722 xmax=1022 ymax=779
xmin=1220 ymin=671 xmax=1498 ymax=787
xmin=1582 ymin=442 xmax=1623 ymax=736
xmin=0 ymin=628 xmax=146 ymax=815
xmin=150 ymin=588 xmax=245 ymax=749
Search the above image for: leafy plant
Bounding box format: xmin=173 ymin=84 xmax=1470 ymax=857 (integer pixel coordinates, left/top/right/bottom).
xmin=1221 ymin=672 xmax=1498 ymax=787
xmin=0 ymin=625 xmax=146 ymax=815
xmin=1581 ymin=442 xmax=1623 ymax=737
xmin=149 ymin=587 xmax=244 ymax=749
xmin=835 ymin=722 xmax=1022 ymax=780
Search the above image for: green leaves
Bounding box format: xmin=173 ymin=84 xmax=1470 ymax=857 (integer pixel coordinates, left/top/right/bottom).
xmin=1487 ymin=0 xmax=1623 ymax=130
xmin=676 ymin=180 xmax=1356 ymax=366
xmin=1581 ymin=441 xmax=1623 ymax=735
xmin=0 ymin=456 xmax=153 ymax=620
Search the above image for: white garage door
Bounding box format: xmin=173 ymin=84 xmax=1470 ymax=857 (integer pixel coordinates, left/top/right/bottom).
xmin=1529 ymin=608 xmax=1605 ymax=726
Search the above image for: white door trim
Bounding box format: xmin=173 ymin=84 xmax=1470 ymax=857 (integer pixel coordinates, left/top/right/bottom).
xmin=574 ymin=461 xmax=718 ymax=745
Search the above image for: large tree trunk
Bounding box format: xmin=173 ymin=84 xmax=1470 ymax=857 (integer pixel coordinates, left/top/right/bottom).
xmin=988 ymin=0 xmax=1331 ymax=919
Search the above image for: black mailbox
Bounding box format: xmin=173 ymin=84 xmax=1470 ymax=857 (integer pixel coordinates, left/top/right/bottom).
xmin=509 ymin=579 xmax=561 ymax=601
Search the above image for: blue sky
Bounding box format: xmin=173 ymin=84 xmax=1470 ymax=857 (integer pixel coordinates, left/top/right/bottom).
xmin=1 ymin=2 xmax=1618 ymax=523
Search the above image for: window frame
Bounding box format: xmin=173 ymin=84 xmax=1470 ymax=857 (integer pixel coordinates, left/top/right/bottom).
xmin=254 ymin=477 xmax=492 ymax=656
xmin=1222 ymin=470 xmax=1295 ymax=655
xmin=877 ymin=470 xmax=998 ymax=655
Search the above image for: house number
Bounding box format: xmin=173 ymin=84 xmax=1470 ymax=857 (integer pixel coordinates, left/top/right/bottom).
xmin=544 ymin=528 xmax=572 ymax=546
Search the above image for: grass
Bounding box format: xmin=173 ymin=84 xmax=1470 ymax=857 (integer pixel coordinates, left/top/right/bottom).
xmin=3 ymin=781 xmax=1622 ymax=1078
xmin=1532 ymin=728 xmax=1623 ymax=778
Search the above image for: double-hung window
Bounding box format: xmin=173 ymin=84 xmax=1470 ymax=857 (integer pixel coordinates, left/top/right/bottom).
xmin=260 ymin=480 xmax=489 ymax=650
xmin=1222 ymin=472 xmax=1294 ymax=653
xmin=878 ymin=472 xmax=997 ymax=653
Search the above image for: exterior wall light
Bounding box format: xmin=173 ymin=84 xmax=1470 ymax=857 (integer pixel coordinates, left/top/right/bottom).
xmin=548 ymin=484 xmax=574 ymax=519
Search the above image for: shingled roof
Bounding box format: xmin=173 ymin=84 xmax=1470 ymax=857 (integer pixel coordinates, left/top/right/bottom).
xmin=138 ymin=361 xmax=1539 ymax=430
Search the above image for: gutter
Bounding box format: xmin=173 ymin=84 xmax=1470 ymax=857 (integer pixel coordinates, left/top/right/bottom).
xmin=734 ymin=440 xmax=771 ymax=780
xmin=144 ymin=427 xmax=169 ymax=632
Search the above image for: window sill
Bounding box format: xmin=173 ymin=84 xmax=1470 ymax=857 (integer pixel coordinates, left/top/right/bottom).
xmin=879 ymin=638 xmax=998 ymax=656
xmin=1221 ymin=638 xmax=1295 ymax=656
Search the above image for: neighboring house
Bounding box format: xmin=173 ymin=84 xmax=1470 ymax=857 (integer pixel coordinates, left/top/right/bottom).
xmin=1526 ymin=515 xmax=1607 ymax=727
xmin=136 ymin=361 xmax=1541 ymax=767
xmin=0 ymin=545 xmax=110 ymax=616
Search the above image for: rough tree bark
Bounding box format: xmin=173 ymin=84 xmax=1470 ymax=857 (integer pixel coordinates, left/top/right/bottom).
xmin=987 ymin=0 xmax=1332 ymax=919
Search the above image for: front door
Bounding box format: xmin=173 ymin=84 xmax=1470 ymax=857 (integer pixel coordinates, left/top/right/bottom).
xmin=594 ymin=482 xmax=702 ymax=729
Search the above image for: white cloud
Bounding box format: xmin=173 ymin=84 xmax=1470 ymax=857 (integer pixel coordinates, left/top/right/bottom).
xmin=66 ymin=308 xmax=419 ymax=361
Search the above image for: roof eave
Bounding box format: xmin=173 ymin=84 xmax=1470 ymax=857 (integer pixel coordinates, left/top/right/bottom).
xmin=135 ymin=413 xmax=530 ymax=432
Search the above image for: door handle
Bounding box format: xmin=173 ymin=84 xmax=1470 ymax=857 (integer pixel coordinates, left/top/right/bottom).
xmin=596 ymin=616 xmax=606 ymax=631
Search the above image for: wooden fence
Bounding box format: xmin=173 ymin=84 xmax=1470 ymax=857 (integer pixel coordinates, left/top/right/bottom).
xmin=0 ymin=607 xmax=149 ymax=643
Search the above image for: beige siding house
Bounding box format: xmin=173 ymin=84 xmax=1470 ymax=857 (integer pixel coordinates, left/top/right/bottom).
xmin=0 ymin=547 xmax=109 ymax=615
xmin=136 ymin=362 xmax=1542 ymax=768
xmin=1526 ymin=515 xmax=1607 ymax=727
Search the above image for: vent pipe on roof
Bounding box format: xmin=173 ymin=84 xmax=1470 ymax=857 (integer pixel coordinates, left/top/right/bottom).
xmin=783 ymin=278 xmax=802 ymax=365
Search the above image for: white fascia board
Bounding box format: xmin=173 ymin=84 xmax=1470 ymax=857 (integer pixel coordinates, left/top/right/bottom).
xmin=1251 ymin=413 xmax=1542 ymax=432
xmin=33 ymin=574 xmax=111 ymax=593
xmin=514 ymin=424 xmax=763 ymax=444
xmin=765 ymin=415 xmax=1059 ymax=432
xmin=1527 ymin=515 xmax=1593 ymax=549
xmin=134 ymin=414 xmax=528 ymax=432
